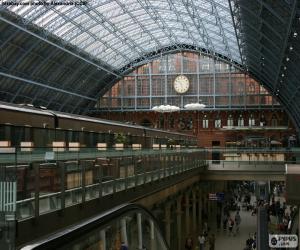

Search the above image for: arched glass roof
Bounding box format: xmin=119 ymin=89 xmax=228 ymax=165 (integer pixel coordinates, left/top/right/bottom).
xmin=4 ymin=0 xmax=241 ymax=69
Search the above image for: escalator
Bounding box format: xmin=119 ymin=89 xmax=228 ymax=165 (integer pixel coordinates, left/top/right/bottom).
xmin=19 ymin=204 xmax=169 ymax=250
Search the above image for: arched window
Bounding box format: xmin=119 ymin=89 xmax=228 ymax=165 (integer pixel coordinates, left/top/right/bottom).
xmin=238 ymin=115 xmax=244 ymax=126
xmin=169 ymin=115 xmax=175 ymax=128
xmin=260 ymin=114 xmax=266 ymax=126
xmin=215 ymin=117 xmax=222 ymax=128
xmin=227 ymin=114 xmax=234 ymax=126
xmin=186 ymin=117 xmax=193 ymax=130
xmin=159 ymin=115 xmax=164 ymax=129
xmin=249 ymin=114 xmax=255 ymax=126
xmin=202 ymin=115 xmax=209 ymax=129
xmin=271 ymin=114 xmax=278 ymax=127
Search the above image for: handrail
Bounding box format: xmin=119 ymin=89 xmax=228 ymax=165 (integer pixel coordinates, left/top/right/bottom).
xmin=19 ymin=203 xmax=169 ymax=250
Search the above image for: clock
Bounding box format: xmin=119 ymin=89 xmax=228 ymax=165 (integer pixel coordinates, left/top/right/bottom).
xmin=173 ymin=75 xmax=190 ymax=94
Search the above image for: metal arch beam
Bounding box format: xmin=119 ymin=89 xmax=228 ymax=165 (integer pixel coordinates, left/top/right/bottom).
xmin=117 ymin=44 xmax=244 ymax=76
xmin=58 ymin=69 xmax=103 ymax=111
xmin=63 ymin=3 xmax=152 ymax=62
xmin=255 ymin=0 xmax=286 ymax=24
xmin=210 ymin=0 xmax=232 ymax=58
xmin=245 ymin=59 xmax=277 ymax=83
xmin=237 ymin=2 xmax=285 ymax=41
xmin=103 ymin=6 xmax=236 ymax=39
xmin=80 ymin=8 xmax=140 ymax=62
xmin=26 ymin=50 xmax=66 ymax=103
xmin=242 ymin=22 xmax=282 ymax=53
xmin=0 ymin=15 xmax=120 ymax=77
xmin=241 ymin=34 xmax=280 ymax=66
xmin=110 ymin=0 xmax=162 ymax=48
xmin=8 ymin=39 xmax=41 ymax=71
xmin=92 ymin=44 xmax=245 ymax=101
xmin=0 ymin=71 xmax=97 ymax=101
xmin=34 ymin=4 xmax=145 ymax=61
xmin=0 ymin=25 xmax=20 ymax=50
xmin=3 ymin=0 xmax=242 ymax=69
xmin=135 ymin=0 xmax=179 ymax=46
xmin=98 ymin=0 xmax=148 ymax=53
xmin=242 ymin=44 xmax=278 ymax=76
xmin=177 ymin=0 xmax=215 ymax=52
xmin=272 ymin=0 xmax=297 ymax=92
xmin=247 ymin=67 xmax=276 ymax=90
xmin=228 ymin=0 xmax=244 ymax=65
xmin=232 ymin=0 xmax=285 ymax=67
xmin=48 ymin=6 xmax=133 ymax=63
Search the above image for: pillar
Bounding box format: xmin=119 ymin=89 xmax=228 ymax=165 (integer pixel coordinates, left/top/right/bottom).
xmin=137 ymin=213 xmax=143 ymax=250
xmin=185 ymin=192 xmax=190 ymax=235
xmin=100 ymin=229 xmax=106 ymax=250
xmin=164 ymin=202 xmax=171 ymax=245
xmin=150 ymin=219 xmax=155 ymax=250
xmin=192 ymin=189 xmax=197 ymax=233
xmin=121 ymin=218 xmax=128 ymax=246
xmin=176 ymin=195 xmax=182 ymax=249
xmin=198 ymin=188 xmax=203 ymax=232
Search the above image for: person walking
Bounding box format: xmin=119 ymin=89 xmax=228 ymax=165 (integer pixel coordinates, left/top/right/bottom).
xmin=216 ymin=213 xmax=221 ymax=231
xmin=235 ymin=211 xmax=241 ymax=235
xmin=198 ymin=233 xmax=206 ymax=250
xmin=120 ymin=241 xmax=128 ymax=250
xmin=228 ymin=217 xmax=234 ymax=236
xmin=223 ymin=216 xmax=228 ymax=231
xmin=185 ymin=235 xmax=193 ymax=250
xmin=208 ymin=234 xmax=215 ymax=250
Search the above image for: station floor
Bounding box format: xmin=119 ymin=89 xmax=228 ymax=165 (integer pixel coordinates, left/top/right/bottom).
xmin=214 ymin=199 xmax=257 ymax=250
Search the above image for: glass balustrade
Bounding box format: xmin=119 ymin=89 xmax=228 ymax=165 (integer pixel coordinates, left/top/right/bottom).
xmin=0 ymin=147 xmax=206 ymax=221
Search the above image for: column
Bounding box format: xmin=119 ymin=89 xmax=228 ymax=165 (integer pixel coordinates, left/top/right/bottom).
xmin=100 ymin=229 xmax=106 ymax=250
xmin=176 ymin=195 xmax=183 ymax=250
xmin=164 ymin=202 xmax=171 ymax=246
xmin=203 ymin=187 xmax=208 ymax=220
xmin=137 ymin=213 xmax=143 ymax=250
xmin=185 ymin=192 xmax=190 ymax=235
xmin=121 ymin=218 xmax=128 ymax=246
xmin=192 ymin=189 xmax=197 ymax=233
xmin=150 ymin=219 xmax=155 ymax=250
xmin=198 ymin=188 xmax=203 ymax=232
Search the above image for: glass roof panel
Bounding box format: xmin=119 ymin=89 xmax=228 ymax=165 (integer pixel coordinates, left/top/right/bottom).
xmin=4 ymin=0 xmax=241 ymax=69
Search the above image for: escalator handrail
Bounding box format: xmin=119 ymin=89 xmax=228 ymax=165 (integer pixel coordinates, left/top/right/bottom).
xmin=19 ymin=203 xmax=169 ymax=250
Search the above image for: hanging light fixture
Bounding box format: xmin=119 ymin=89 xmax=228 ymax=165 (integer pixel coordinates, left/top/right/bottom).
xmin=184 ymin=103 xmax=206 ymax=110
xmin=151 ymin=105 xmax=180 ymax=113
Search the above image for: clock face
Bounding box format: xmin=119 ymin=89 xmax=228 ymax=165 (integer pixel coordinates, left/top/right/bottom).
xmin=174 ymin=75 xmax=190 ymax=94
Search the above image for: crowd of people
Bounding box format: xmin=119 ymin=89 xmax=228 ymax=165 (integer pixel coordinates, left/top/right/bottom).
xmin=184 ymin=233 xmax=216 ymax=250
xmin=183 ymin=181 xmax=297 ymax=250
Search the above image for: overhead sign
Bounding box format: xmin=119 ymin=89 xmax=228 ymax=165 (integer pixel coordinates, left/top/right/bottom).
xmin=208 ymin=192 xmax=224 ymax=201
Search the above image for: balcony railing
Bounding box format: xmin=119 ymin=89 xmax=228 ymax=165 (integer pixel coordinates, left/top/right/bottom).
xmin=0 ymin=147 xmax=207 ymax=221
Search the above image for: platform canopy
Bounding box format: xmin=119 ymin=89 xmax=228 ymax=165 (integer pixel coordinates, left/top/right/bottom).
xmin=0 ymin=0 xmax=300 ymax=128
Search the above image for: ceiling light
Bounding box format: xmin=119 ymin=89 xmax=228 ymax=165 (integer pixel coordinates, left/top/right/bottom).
xmin=184 ymin=103 xmax=206 ymax=110
xmin=286 ymin=57 xmax=290 ymax=61
xmin=293 ymin=32 xmax=298 ymax=37
xmin=283 ymin=66 xmax=287 ymax=70
xmin=152 ymin=105 xmax=180 ymax=113
xmin=281 ymin=73 xmax=285 ymax=77
xmin=289 ymin=46 xmax=293 ymax=51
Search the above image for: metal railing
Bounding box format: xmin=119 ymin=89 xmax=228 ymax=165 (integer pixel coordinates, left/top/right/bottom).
xmin=0 ymin=147 xmax=207 ymax=221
